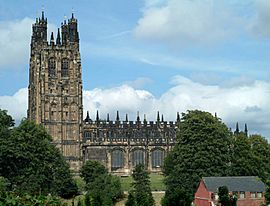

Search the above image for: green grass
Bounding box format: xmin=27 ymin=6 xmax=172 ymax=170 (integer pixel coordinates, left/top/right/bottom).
xmin=120 ymin=173 xmax=165 ymax=191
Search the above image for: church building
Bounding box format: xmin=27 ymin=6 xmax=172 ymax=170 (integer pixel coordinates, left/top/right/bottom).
xmin=27 ymin=12 xmax=178 ymax=174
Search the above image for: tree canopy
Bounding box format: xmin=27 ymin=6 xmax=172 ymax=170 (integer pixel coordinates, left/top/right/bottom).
xmin=125 ymin=164 xmax=155 ymax=206
xmin=81 ymin=160 xmax=123 ymax=206
xmin=162 ymin=110 xmax=232 ymax=205
xmin=0 ymin=111 xmax=77 ymax=198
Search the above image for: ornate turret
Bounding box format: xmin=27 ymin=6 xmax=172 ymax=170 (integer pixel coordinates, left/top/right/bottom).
xmin=31 ymin=11 xmax=48 ymax=44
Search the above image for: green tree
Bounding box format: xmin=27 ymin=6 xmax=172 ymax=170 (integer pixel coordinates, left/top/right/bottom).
xmin=125 ymin=191 xmax=136 ymax=206
xmin=265 ymin=180 xmax=270 ymax=205
xmin=162 ymin=110 xmax=232 ymax=205
xmin=0 ymin=117 xmax=77 ymax=197
xmin=80 ymin=160 xmax=107 ymax=190
xmin=218 ymin=186 xmax=237 ymax=206
xmin=126 ymin=164 xmax=154 ymax=206
xmin=230 ymin=132 xmax=255 ymax=176
xmin=230 ymin=133 xmax=270 ymax=182
xmin=218 ymin=186 xmax=230 ymax=206
xmin=161 ymin=187 xmax=192 ymax=206
xmin=81 ymin=160 xmax=123 ymax=206
xmin=249 ymin=134 xmax=270 ymax=181
xmin=0 ymin=109 xmax=14 ymax=128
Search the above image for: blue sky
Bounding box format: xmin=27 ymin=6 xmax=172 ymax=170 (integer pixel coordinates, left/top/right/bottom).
xmin=0 ymin=0 xmax=270 ymax=139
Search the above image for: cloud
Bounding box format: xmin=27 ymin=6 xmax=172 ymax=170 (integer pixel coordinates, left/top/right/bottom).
xmin=248 ymin=0 xmax=270 ymax=38
xmin=0 ymin=88 xmax=28 ymax=123
xmin=134 ymin=0 xmax=243 ymax=47
xmin=0 ymin=18 xmax=57 ymax=69
xmin=83 ymin=76 xmax=270 ymax=139
xmin=1 ymin=76 xmax=270 ymax=139
xmin=123 ymin=77 xmax=153 ymax=89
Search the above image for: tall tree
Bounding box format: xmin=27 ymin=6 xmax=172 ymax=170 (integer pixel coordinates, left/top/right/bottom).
xmin=162 ymin=110 xmax=231 ymax=205
xmin=0 ymin=117 xmax=77 ymax=197
xmin=81 ymin=160 xmax=123 ymax=206
xmin=126 ymin=164 xmax=154 ymax=206
xmin=230 ymin=133 xmax=270 ymax=181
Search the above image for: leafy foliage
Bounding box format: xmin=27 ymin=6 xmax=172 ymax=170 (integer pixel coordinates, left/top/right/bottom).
xmin=0 ymin=112 xmax=77 ymax=198
xmin=125 ymin=164 xmax=155 ymax=206
xmin=218 ymin=186 xmax=237 ymax=206
xmin=230 ymin=133 xmax=270 ymax=181
xmin=265 ymin=180 xmax=270 ymax=205
xmin=81 ymin=160 xmax=123 ymax=206
xmin=162 ymin=110 xmax=232 ymax=205
xmin=0 ymin=191 xmax=62 ymax=206
xmin=161 ymin=187 xmax=192 ymax=206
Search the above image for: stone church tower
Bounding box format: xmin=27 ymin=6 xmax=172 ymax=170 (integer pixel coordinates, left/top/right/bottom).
xmin=28 ymin=12 xmax=82 ymax=171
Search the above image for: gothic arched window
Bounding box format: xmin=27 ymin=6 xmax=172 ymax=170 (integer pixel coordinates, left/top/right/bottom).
xmin=61 ymin=58 xmax=69 ymax=77
xmin=132 ymin=149 xmax=145 ymax=166
xmin=111 ymin=149 xmax=124 ymax=170
xmin=48 ymin=58 xmax=55 ymax=77
xmin=151 ymin=149 xmax=165 ymax=168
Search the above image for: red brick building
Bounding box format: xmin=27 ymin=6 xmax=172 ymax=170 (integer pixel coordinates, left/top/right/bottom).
xmin=194 ymin=176 xmax=266 ymax=206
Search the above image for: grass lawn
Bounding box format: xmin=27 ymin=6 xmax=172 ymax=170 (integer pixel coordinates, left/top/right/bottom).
xmin=120 ymin=173 xmax=165 ymax=191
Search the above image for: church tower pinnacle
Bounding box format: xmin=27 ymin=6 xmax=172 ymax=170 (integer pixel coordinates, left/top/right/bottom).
xmin=28 ymin=12 xmax=83 ymax=171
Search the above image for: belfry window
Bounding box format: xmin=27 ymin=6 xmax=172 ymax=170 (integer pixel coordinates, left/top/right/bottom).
xmin=61 ymin=59 xmax=69 ymax=77
xmin=111 ymin=150 xmax=124 ymax=170
xmin=48 ymin=58 xmax=55 ymax=77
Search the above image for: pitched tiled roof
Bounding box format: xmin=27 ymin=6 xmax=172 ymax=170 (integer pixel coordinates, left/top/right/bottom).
xmin=203 ymin=176 xmax=266 ymax=192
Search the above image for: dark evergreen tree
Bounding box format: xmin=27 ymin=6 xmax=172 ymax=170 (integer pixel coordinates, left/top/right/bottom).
xmin=126 ymin=164 xmax=154 ymax=206
xmin=162 ymin=110 xmax=231 ymax=205
xmin=218 ymin=186 xmax=230 ymax=206
xmin=81 ymin=160 xmax=123 ymax=206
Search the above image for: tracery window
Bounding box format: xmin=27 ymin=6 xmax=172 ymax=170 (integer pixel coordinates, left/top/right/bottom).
xmin=61 ymin=58 xmax=69 ymax=77
xmin=151 ymin=149 xmax=164 ymax=168
xmin=48 ymin=58 xmax=55 ymax=77
xmin=132 ymin=149 xmax=145 ymax=166
xmin=111 ymin=150 xmax=124 ymax=169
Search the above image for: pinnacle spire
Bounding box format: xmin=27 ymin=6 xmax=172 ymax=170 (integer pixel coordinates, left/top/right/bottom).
xmin=235 ymin=122 xmax=239 ymax=134
xmin=144 ymin=114 xmax=147 ymax=123
xmin=41 ymin=11 xmax=45 ymax=20
xmin=96 ymin=110 xmax=99 ymax=121
xmin=50 ymin=32 xmax=54 ymax=43
xmin=107 ymin=113 xmax=110 ymax=122
xmin=137 ymin=111 xmax=140 ymax=122
xmin=56 ymin=28 xmax=61 ymax=45
xmin=157 ymin=111 xmax=160 ymax=122
xmin=116 ymin=111 xmax=120 ymax=121
xmin=244 ymin=123 xmax=248 ymax=136
xmin=161 ymin=114 xmax=164 ymax=122
xmin=177 ymin=112 xmax=180 ymax=122
xmin=85 ymin=111 xmax=90 ymax=122
xmin=125 ymin=114 xmax=128 ymax=122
